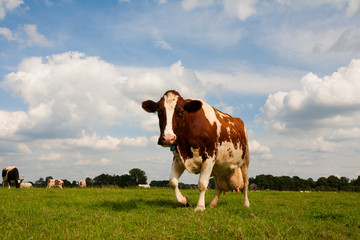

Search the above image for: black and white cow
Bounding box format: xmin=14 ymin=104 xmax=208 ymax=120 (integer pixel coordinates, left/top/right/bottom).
xmin=2 ymin=166 xmax=22 ymax=189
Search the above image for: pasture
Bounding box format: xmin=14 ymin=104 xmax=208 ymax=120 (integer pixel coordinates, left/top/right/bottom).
xmin=0 ymin=188 xmax=359 ymax=239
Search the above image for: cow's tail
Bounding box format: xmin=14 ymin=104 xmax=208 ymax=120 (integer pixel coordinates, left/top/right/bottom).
xmin=2 ymin=169 xmax=6 ymax=178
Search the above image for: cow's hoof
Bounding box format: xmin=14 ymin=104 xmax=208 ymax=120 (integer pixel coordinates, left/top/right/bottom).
xmin=194 ymin=205 xmax=205 ymax=211
xmin=209 ymin=203 xmax=217 ymax=208
xmin=185 ymin=196 xmax=190 ymax=207
xmin=243 ymin=199 xmax=250 ymax=208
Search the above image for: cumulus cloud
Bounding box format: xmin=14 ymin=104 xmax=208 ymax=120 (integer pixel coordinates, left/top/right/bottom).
xmin=0 ymin=0 xmax=23 ymax=20
xmin=0 ymin=110 xmax=28 ymax=138
xmin=248 ymin=140 xmax=273 ymax=160
xmin=121 ymin=60 xmax=205 ymax=102
xmin=1 ymin=52 xmax=127 ymax=138
xmin=0 ymin=52 xmax=207 ymax=141
xmin=259 ymin=59 xmax=360 ymax=152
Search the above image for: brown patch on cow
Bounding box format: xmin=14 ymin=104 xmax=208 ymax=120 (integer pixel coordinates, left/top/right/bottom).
xmin=215 ymin=110 xmax=248 ymax=159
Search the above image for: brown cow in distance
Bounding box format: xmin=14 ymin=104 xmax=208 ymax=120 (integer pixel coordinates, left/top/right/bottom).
xmin=142 ymin=90 xmax=250 ymax=211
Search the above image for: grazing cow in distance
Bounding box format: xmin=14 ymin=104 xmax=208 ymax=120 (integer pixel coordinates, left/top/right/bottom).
xmin=47 ymin=179 xmax=64 ymax=188
xmin=2 ymin=166 xmax=22 ymax=189
xmin=142 ymin=90 xmax=250 ymax=211
xmin=20 ymin=182 xmax=33 ymax=188
xmin=77 ymin=180 xmax=86 ymax=188
xmin=138 ymin=184 xmax=151 ymax=189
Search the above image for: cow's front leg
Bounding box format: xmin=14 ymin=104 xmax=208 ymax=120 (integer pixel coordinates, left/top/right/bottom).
xmin=195 ymin=158 xmax=216 ymax=211
xmin=169 ymin=157 xmax=189 ymax=206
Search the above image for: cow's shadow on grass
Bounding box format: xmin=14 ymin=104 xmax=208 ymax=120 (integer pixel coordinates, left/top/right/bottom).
xmin=93 ymin=199 xmax=180 ymax=212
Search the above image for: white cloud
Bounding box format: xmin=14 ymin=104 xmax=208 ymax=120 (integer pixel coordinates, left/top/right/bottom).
xmin=346 ymin=0 xmax=360 ymax=17
xmin=1 ymin=52 xmax=127 ymax=138
xmin=259 ymin=59 xmax=360 ymax=158
xmin=223 ymin=0 xmax=257 ymax=20
xmin=0 ymin=110 xmax=28 ymax=138
xmin=17 ymin=143 xmax=32 ymax=154
xmin=121 ymin=60 xmax=205 ymax=102
xmin=181 ymin=0 xmax=214 ymax=11
xmin=0 ymin=27 xmax=15 ymax=40
xmin=288 ymin=160 xmax=313 ymax=166
xmin=38 ymin=152 xmax=63 ymax=161
xmin=248 ymin=139 xmax=273 ymax=160
xmin=260 ymin=59 xmax=360 ymax=133
xmin=196 ymin=66 xmax=303 ymax=94
xmin=155 ymin=38 xmax=172 ymax=50
xmin=23 ymin=24 xmax=53 ymax=47
xmin=64 ymin=131 xmax=148 ymax=150
xmin=0 ymin=0 xmax=24 ymax=20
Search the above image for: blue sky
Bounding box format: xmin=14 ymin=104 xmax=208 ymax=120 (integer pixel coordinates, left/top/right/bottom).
xmin=1 ymin=0 xmax=360 ymax=184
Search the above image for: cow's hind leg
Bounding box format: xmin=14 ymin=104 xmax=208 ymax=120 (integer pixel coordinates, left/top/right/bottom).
xmin=169 ymin=157 xmax=189 ymax=206
xmin=209 ymin=176 xmax=222 ymax=208
xmin=241 ymin=164 xmax=250 ymax=207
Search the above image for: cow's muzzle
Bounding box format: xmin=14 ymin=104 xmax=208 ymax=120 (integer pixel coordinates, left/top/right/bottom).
xmin=158 ymin=134 xmax=177 ymax=147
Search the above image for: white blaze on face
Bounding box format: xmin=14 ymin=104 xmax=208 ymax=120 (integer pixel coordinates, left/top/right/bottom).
xmin=163 ymin=92 xmax=179 ymax=137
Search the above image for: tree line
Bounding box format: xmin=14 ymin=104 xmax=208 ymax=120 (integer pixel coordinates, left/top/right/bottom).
xmin=248 ymin=174 xmax=360 ymax=192
xmin=27 ymin=169 xmax=360 ymax=192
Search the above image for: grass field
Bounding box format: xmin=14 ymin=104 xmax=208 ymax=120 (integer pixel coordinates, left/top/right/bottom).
xmin=0 ymin=187 xmax=359 ymax=239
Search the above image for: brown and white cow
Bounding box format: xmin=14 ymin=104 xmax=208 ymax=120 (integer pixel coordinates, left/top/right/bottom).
xmin=46 ymin=179 xmax=64 ymax=188
xmin=142 ymin=90 xmax=250 ymax=211
xmin=2 ymin=166 xmax=22 ymax=189
xmin=77 ymin=180 xmax=86 ymax=188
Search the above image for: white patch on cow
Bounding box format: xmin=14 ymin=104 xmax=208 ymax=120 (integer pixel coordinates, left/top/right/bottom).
xmin=4 ymin=166 xmax=16 ymax=172
xmin=212 ymin=141 xmax=244 ymax=177
xmin=164 ymin=92 xmax=179 ymax=137
xmin=226 ymin=127 xmax=231 ymax=135
xmin=201 ymin=101 xmax=222 ymax=138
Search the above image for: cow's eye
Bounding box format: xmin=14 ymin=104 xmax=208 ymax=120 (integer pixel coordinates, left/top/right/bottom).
xmin=178 ymin=110 xmax=184 ymax=117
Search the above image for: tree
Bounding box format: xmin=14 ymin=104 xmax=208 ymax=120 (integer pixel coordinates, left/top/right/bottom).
xmin=150 ymin=180 xmax=169 ymax=187
xmin=85 ymin=177 xmax=93 ymax=187
xmin=129 ymin=168 xmax=147 ymax=185
xmin=34 ymin=177 xmax=46 ymax=187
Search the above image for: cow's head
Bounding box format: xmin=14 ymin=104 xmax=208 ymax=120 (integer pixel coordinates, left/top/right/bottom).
xmin=15 ymin=179 xmax=23 ymax=188
xmin=142 ymin=90 xmax=202 ymax=147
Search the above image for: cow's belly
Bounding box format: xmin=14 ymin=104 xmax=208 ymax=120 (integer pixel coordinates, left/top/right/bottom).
xmin=212 ymin=141 xmax=244 ymax=178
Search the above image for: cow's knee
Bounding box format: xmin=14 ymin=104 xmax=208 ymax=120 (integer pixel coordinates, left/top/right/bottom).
xmin=169 ymin=178 xmax=178 ymax=189
xmin=198 ymin=180 xmax=207 ymax=192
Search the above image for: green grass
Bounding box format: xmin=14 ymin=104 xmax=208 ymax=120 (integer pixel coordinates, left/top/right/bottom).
xmin=0 ymin=188 xmax=359 ymax=239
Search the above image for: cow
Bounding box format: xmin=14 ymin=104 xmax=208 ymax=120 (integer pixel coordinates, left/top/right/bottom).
xmin=138 ymin=184 xmax=151 ymax=189
xmin=20 ymin=182 xmax=33 ymax=188
xmin=142 ymin=90 xmax=250 ymax=211
xmin=46 ymin=179 xmax=64 ymax=188
xmin=76 ymin=180 xmax=86 ymax=188
xmin=2 ymin=166 xmax=22 ymax=189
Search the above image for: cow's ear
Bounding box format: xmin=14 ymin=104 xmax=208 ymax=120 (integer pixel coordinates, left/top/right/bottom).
xmin=184 ymin=100 xmax=202 ymax=113
xmin=142 ymin=100 xmax=158 ymax=113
